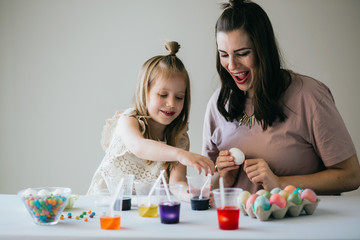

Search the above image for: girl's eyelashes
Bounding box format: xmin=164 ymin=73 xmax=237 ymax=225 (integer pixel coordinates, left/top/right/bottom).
xmin=158 ymin=93 xmax=184 ymax=100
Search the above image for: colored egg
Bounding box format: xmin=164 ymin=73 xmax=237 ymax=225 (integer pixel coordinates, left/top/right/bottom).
xmin=287 ymin=193 xmax=302 ymax=205
xmin=284 ymin=185 xmax=296 ymax=193
xmin=293 ymin=188 xmax=303 ymax=194
xmin=270 ymin=187 xmax=282 ymax=194
xmin=279 ymin=190 xmax=290 ymax=200
xmin=256 ymin=190 xmax=271 ymax=199
xmin=254 ymin=195 xmax=270 ymax=211
xmin=245 ymin=194 xmax=259 ymax=209
xmin=256 ymin=189 xmax=266 ymax=195
xmin=269 ymin=193 xmax=286 ymax=208
xmin=263 ymin=192 xmax=271 ymax=199
xmin=238 ymin=191 xmax=251 ymax=205
xmin=301 ymin=189 xmax=317 ymax=203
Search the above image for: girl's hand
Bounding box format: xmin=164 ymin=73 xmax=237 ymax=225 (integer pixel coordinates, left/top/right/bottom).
xmin=243 ymin=158 xmax=280 ymax=191
xmin=215 ymin=150 xmax=239 ymax=187
xmin=177 ymin=150 xmax=215 ymax=176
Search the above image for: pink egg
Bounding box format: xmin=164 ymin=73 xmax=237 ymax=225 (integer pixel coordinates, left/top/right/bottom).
xmin=245 ymin=194 xmax=259 ymax=209
xmin=301 ymin=189 xmax=317 ymax=203
xmin=269 ymin=193 xmax=286 ymax=208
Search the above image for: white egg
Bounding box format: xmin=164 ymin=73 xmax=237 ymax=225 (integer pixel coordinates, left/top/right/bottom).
xmin=22 ymin=188 xmax=38 ymax=197
xmin=229 ymin=147 xmax=245 ymax=165
xmin=52 ymin=188 xmax=65 ymax=196
xmin=37 ymin=189 xmax=51 ymax=197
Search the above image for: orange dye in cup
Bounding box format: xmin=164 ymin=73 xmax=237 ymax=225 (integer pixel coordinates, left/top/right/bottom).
xmin=100 ymin=215 xmax=121 ymax=230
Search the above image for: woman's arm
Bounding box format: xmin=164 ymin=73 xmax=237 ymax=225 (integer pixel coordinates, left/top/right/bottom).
xmin=116 ymin=115 xmax=215 ymax=175
xmin=245 ymin=154 xmax=360 ymax=195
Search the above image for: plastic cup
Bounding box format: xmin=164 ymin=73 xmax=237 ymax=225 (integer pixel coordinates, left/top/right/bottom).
xmin=104 ymin=174 xmax=134 ymax=211
xmin=186 ymin=175 xmax=210 ymax=210
xmin=95 ymin=188 xmax=122 ymax=230
xmin=134 ymin=179 xmax=159 ymax=217
xmin=213 ymin=188 xmax=242 ymax=230
xmin=156 ymin=184 xmax=183 ymax=224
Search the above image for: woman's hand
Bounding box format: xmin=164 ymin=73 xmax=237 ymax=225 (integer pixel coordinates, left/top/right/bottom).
xmin=215 ymin=150 xmax=239 ymax=187
xmin=243 ymin=158 xmax=279 ymax=191
xmin=209 ymin=184 xmax=215 ymax=208
xmin=177 ymin=149 xmax=215 ymax=176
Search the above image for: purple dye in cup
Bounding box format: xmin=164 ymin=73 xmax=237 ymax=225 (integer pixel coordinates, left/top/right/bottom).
xmin=159 ymin=201 xmax=181 ymax=224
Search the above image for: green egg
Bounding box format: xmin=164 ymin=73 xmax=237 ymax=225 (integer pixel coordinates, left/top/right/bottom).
xmin=287 ymin=192 xmax=302 ymax=205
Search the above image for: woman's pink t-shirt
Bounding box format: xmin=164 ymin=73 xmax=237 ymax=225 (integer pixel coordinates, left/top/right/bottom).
xmin=202 ymin=73 xmax=356 ymax=193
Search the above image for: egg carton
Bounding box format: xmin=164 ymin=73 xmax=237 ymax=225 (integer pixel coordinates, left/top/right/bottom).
xmin=240 ymin=199 xmax=320 ymax=221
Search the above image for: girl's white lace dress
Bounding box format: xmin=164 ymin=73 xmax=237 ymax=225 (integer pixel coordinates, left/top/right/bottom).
xmin=87 ymin=108 xmax=188 ymax=195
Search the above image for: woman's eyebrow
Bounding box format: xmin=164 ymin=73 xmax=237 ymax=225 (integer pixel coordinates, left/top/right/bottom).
xmin=218 ymin=48 xmax=251 ymax=53
xmin=234 ymin=48 xmax=251 ymax=52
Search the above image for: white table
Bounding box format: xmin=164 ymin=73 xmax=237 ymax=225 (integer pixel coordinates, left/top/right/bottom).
xmin=0 ymin=194 xmax=359 ymax=240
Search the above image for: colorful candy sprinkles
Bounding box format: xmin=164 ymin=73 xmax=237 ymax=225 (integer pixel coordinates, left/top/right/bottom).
xmin=60 ymin=210 xmax=96 ymax=222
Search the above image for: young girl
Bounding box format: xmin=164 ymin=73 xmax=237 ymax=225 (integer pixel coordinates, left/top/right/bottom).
xmin=87 ymin=41 xmax=215 ymax=201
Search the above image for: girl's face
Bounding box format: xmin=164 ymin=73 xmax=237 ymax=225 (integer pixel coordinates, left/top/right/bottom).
xmin=146 ymin=72 xmax=186 ymax=128
xmin=217 ymin=29 xmax=257 ymax=97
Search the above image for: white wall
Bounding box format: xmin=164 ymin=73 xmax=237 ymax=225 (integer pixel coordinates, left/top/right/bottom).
xmin=1 ymin=0 xmax=359 ymax=195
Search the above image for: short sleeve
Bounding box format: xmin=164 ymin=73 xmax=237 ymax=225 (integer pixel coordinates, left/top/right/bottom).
xmin=310 ymin=85 xmax=356 ymax=166
xmin=202 ymin=89 xmax=221 ymax=162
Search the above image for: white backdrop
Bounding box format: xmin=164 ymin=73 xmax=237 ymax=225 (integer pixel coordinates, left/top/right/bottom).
xmin=1 ymin=0 xmax=359 ymax=195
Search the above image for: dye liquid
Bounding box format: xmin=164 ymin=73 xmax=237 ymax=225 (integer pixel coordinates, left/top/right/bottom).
xmin=190 ymin=196 xmax=209 ymax=210
xmin=159 ymin=201 xmax=181 ymax=224
xmin=114 ymin=197 xmax=131 ymax=211
xmin=138 ymin=204 xmax=158 ymax=217
xmin=121 ymin=197 xmax=131 ymax=211
xmin=217 ymin=206 xmax=240 ymax=230
xmin=100 ymin=215 xmax=121 ymax=230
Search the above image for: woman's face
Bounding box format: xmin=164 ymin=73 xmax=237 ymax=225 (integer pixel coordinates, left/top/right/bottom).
xmin=217 ymin=29 xmax=257 ymax=97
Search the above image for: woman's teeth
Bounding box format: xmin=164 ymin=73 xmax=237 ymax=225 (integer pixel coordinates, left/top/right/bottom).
xmin=234 ymin=72 xmax=246 ymax=77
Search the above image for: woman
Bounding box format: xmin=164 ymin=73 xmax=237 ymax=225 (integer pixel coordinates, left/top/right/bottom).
xmin=202 ymin=0 xmax=360 ymax=194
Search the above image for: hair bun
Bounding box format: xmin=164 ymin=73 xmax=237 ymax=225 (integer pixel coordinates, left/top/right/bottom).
xmin=165 ymin=41 xmax=180 ymax=56
xmin=229 ymin=0 xmax=249 ymax=8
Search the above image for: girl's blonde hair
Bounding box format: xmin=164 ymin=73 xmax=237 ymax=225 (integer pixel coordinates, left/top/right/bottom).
xmin=133 ymin=41 xmax=191 ymax=152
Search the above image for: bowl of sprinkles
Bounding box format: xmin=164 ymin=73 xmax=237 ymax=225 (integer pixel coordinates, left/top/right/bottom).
xmin=18 ymin=187 xmax=71 ymax=225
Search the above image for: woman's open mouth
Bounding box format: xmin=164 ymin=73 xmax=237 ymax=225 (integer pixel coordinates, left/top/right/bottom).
xmin=232 ymin=71 xmax=249 ymax=84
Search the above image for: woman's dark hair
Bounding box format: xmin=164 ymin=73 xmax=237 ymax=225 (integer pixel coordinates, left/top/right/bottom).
xmin=215 ymin=0 xmax=291 ymax=130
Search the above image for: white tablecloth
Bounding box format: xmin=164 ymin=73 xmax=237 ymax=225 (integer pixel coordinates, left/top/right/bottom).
xmin=0 ymin=194 xmax=359 ymax=240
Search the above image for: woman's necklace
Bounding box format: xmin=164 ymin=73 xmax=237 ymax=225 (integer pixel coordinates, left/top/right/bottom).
xmin=238 ymin=112 xmax=257 ymax=129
